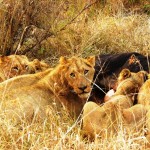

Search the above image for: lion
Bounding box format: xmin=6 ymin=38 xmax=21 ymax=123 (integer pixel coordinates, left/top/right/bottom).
xmin=0 ymin=56 xmax=95 ymax=123
xmin=29 ymin=59 xmax=50 ymax=72
xmin=0 ymin=55 xmax=31 ymax=82
xmin=117 ymin=68 xmax=131 ymax=83
xmin=82 ymin=69 xmax=148 ymax=140
xmin=89 ymin=52 xmax=150 ymax=103
xmin=82 ymin=101 xmax=117 ymax=140
xmin=145 ymin=109 xmax=150 ymax=144
xmin=104 ymin=69 xmax=148 ymax=102
xmin=122 ymin=104 xmax=147 ymax=134
xmin=138 ymin=79 xmax=150 ymax=107
xmin=0 ymin=55 xmax=50 ymax=82
xmin=82 ymin=101 xmax=147 ymax=140
xmin=137 ymin=78 xmax=150 ymax=143
xmin=114 ymin=69 xmax=148 ymax=96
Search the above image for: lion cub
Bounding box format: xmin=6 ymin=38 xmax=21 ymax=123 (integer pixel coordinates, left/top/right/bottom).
xmin=0 ymin=56 xmax=95 ymax=122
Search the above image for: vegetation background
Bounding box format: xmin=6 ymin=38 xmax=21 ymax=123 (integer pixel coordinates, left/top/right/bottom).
xmin=0 ymin=0 xmax=150 ymax=149
xmin=0 ymin=0 xmax=150 ymax=64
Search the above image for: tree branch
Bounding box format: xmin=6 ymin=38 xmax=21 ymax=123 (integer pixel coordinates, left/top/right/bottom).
xmin=59 ymin=0 xmax=99 ymax=32
xmin=20 ymin=0 xmax=99 ymax=55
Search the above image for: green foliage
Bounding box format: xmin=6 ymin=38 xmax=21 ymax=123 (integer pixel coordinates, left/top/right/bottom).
xmin=143 ymin=4 xmax=150 ymax=14
xmin=128 ymin=0 xmax=140 ymax=4
xmin=38 ymin=47 xmax=45 ymax=55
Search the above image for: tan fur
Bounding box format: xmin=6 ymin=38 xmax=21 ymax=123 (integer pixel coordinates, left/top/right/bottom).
xmin=138 ymin=80 xmax=150 ymax=143
xmin=122 ymin=104 xmax=147 ymax=134
xmin=82 ymin=69 xmax=148 ymax=140
xmin=82 ymin=101 xmax=118 ymax=140
xmin=29 ymin=59 xmax=50 ymax=73
xmin=138 ymin=79 xmax=150 ymax=107
xmin=145 ymin=108 xmax=150 ymax=143
xmin=82 ymin=101 xmax=147 ymax=140
xmin=104 ymin=69 xmax=147 ymax=103
xmin=0 ymin=55 xmax=30 ymax=82
xmin=82 ymin=100 xmax=128 ymax=140
xmin=0 ymin=56 xmax=95 ymax=122
xmin=0 ymin=55 xmax=50 ymax=82
xmin=115 ymin=69 xmax=148 ymax=96
xmin=82 ymin=93 xmax=134 ymax=140
xmin=117 ymin=69 xmax=131 ymax=83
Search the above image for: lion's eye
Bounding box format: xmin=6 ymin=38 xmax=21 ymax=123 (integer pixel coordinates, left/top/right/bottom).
xmin=70 ymin=72 xmax=75 ymax=78
xmin=35 ymin=66 xmax=40 ymax=71
xmin=84 ymin=70 xmax=89 ymax=75
xmin=12 ymin=66 xmax=19 ymax=72
xmin=25 ymin=65 xmax=29 ymax=70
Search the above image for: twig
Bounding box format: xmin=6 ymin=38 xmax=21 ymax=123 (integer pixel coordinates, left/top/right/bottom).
xmin=58 ymin=0 xmax=99 ymax=32
xmin=15 ymin=26 xmax=31 ymax=53
xmin=21 ymin=0 xmax=99 ymax=55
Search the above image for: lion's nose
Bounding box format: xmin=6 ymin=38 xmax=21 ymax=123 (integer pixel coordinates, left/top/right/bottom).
xmin=78 ymin=85 xmax=87 ymax=91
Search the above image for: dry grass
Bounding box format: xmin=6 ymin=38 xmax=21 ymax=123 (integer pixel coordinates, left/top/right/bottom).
xmin=0 ymin=0 xmax=150 ymax=59
xmin=0 ymin=106 xmax=148 ymax=150
xmin=0 ymin=0 xmax=150 ymax=149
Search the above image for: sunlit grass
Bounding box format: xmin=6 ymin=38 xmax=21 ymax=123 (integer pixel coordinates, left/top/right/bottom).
xmin=0 ymin=0 xmax=150 ymax=149
xmin=0 ymin=105 xmax=148 ymax=150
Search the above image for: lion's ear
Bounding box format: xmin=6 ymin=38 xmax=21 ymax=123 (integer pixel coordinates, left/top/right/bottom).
xmin=33 ymin=59 xmax=40 ymax=65
xmin=119 ymin=69 xmax=131 ymax=79
xmin=59 ymin=56 xmax=68 ymax=64
xmin=87 ymin=56 xmax=95 ymax=66
xmin=139 ymin=71 xmax=148 ymax=81
xmin=1 ymin=56 xmax=8 ymax=63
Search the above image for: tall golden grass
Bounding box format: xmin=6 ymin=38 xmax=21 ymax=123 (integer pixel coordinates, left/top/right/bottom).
xmin=0 ymin=104 xmax=148 ymax=149
xmin=0 ymin=0 xmax=149 ymax=58
xmin=0 ymin=0 xmax=150 ymax=149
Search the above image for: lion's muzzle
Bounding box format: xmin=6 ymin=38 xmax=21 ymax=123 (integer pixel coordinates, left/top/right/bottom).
xmin=78 ymin=85 xmax=87 ymax=92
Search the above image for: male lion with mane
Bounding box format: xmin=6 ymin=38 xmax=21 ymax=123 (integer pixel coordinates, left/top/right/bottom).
xmin=0 ymin=56 xmax=95 ymax=123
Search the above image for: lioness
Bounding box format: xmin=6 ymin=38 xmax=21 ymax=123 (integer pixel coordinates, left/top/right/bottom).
xmin=90 ymin=52 xmax=150 ymax=103
xmin=137 ymin=76 xmax=150 ymax=143
xmin=115 ymin=69 xmax=148 ymax=96
xmin=0 ymin=55 xmax=50 ymax=82
xmin=82 ymin=69 xmax=148 ymax=140
xmin=0 ymin=55 xmax=31 ymax=82
xmin=138 ymin=78 xmax=150 ymax=107
xmin=29 ymin=59 xmax=50 ymax=73
xmin=104 ymin=69 xmax=148 ymax=102
xmin=0 ymin=56 xmax=95 ymax=122
xmin=82 ymin=102 xmax=146 ymax=140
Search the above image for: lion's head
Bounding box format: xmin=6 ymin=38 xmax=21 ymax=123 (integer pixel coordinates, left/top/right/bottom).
xmin=58 ymin=56 xmax=95 ymax=100
xmin=28 ymin=59 xmax=50 ymax=73
xmin=0 ymin=55 xmax=50 ymax=82
xmin=115 ymin=69 xmax=148 ymax=96
xmin=0 ymin=55 xmax=31 ymax=81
